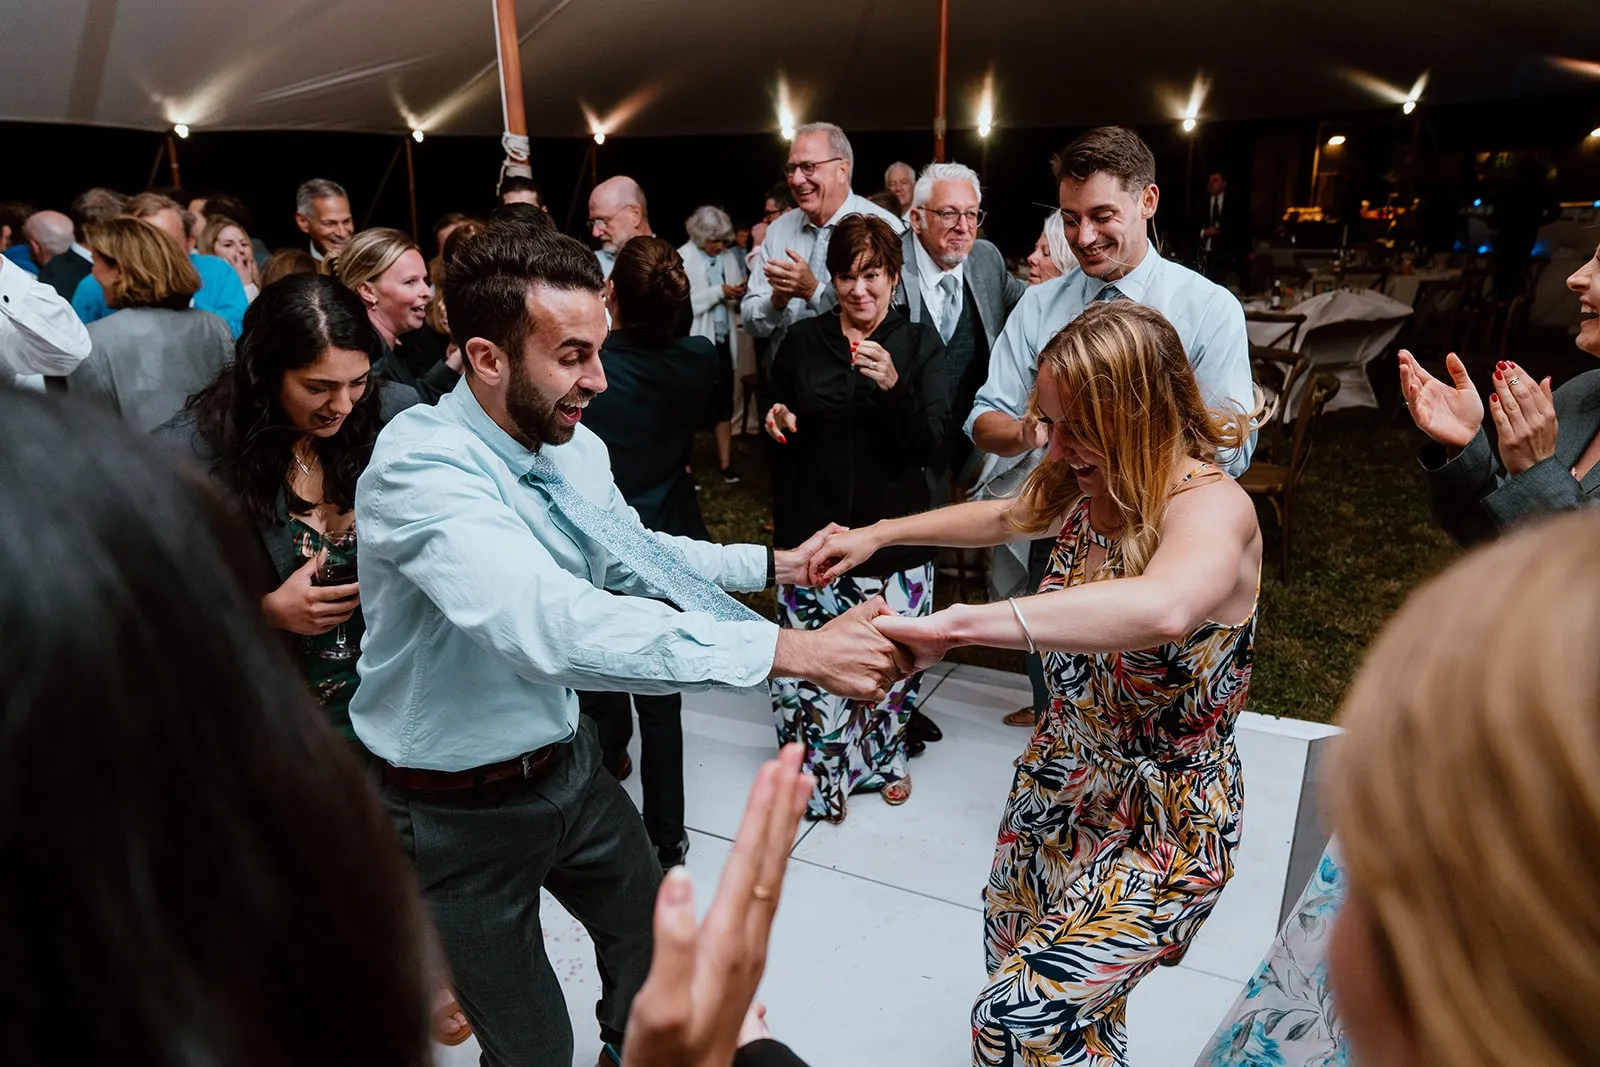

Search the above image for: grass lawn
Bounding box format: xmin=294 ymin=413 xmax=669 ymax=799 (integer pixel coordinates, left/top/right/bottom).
xmin=694 ymin=402 xmax=1461 ymax=726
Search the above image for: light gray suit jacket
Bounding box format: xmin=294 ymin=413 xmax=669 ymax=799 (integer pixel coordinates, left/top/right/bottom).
xmin=892 ymin=231 xmax=1026 ymax=348
xmin=69 ymin=307 xmax=234 ymax=433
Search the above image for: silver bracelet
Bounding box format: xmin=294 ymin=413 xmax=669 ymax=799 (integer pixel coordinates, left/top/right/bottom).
xmin=1008 ymin=597 xmax=1039 ymax=656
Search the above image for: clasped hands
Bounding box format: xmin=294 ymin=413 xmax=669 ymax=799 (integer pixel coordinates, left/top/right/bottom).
xmin=770 ymin=524 xmax=950 ymax=703
xmin=1398 ymin=350 xmax=1556 ymax=475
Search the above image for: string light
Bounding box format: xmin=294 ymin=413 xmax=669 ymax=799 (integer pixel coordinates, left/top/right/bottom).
xmin=1327 ymin=134 xmax=1347 ymax=146
xmin=1402 ymin=100 xmax=1416 ymax=115
xmin=1590 ymin=127 xmax=1600 ymax=139
xmin=411 ymin=129 xmax=424 ymax=143
xmin=173 ymin=124 xmax=190 ymax=139
xmin=593 ymin=131 xmax=606 ymax=145
xmin=1182 ymin=117 xmax=1196 ymax=133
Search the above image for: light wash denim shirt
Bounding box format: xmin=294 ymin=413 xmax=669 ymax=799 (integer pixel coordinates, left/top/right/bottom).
xmin=351 ymin=377 xmax=777 ymax=771
xmin=965 ymin=248 xmax=1255 ymax=475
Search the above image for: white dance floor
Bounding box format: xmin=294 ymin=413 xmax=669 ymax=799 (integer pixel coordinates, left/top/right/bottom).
xmin=435 ymin=663 xmax=1332 ymax=1067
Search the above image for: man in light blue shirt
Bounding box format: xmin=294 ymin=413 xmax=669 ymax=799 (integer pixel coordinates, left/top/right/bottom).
xmin=965 ymin=126 xmax=1254 ymax=722
xmin=740 ymin=121 xmax=904 ymax=352
xmin=69 ymin=193 xmax=248 ymax=337
xmin=352 ymin=221 xmax=903 ymax=1066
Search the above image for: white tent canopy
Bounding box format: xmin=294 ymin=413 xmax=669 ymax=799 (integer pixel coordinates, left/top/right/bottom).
xmin=8 ymin=0 xmax=1600 ymax=138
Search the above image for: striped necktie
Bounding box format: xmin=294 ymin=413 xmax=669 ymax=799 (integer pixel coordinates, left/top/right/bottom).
xmin=1096 ymin=284 xmax=1124 ymax=303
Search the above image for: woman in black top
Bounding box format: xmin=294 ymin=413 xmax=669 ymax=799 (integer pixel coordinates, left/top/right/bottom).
xmin=581 ymin=235 xmax=720 ymax=869
xmin=762 ymin=213 xmax=948 ymax=822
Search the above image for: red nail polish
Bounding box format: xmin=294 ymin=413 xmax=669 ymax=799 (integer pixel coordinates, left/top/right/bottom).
xmin=1490 ymin=394 xmax=1499 ymax=403
xmin=1497 ymin=361 xmax=1507 ymax=369
xmin=1494 ymin=370 xmax=1503 ymax=379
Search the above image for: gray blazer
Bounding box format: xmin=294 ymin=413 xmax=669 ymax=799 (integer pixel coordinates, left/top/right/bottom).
xmin=1420 ymin=366 xmax=1600 ymax=546
xmin=892 ymin=231 xmax=1026 ymax=348
xmin=68 ymin=308 xmax=234 ymax=433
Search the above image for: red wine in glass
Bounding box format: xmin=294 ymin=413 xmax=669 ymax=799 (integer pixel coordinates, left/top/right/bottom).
xmin=315 ymin=528 xmax=359 ymax=661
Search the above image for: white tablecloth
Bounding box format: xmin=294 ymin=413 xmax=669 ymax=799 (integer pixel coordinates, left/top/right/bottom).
xmin=1247 ymin=289 xmax=1412 ymax=413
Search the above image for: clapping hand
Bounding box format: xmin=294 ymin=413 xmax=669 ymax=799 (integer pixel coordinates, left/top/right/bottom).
xmin=621 ymin=744 xmax=813 ymax=1067
xmin=1397 ymin=350 xmax=1483 ymax=450
xmin=763 ymin=250 xmax=819 ymax=305
xmin=851 ymin=339 xmax=898 ymax=391
xmin=1488 ymin=360 xmax=1557 ymax=475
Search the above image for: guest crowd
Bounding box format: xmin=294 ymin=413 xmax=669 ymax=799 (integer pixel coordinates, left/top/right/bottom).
xmin=3 ymin=112 xmax=1600 ymax=1067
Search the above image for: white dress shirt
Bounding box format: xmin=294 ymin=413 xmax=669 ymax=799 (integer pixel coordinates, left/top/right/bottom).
xmin=1 ymin=256 xmax=92 ymax=390
xmin=740 ymin=193 xmax=904 ymax=349
xmin=912 ymin=234 xmax=966 ymax=339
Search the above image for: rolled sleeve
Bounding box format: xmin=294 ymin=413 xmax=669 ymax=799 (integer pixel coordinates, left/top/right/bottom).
xmin=1190 ymin=293 xmax=1256 ymax=474
xmin=740 ymin=240 xmax=785 ymax=339
xmin=363 ymin=445 xmax=778 ymax=694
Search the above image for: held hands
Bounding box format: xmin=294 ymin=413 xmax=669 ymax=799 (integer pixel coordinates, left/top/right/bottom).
xmin=1488 ymin=360 xmax=1557 ymax=475
xmin=621 ymin=743 xmax=812 ymax=1067
xmin=1397 ymin=350 xmax=1483 ymax=450
xmin=775 ymin=597 xmax=913 ymax=702
xmin=850 ymin=339 xmax=898 ymax=391
xmin=763 ymin=250 xmax=819 ymax=305
xmin=773 ymin=523 xmax=848 ymax=588
xmin=764 ymin=403 xmax=797 ymax=444
xmin=808 ymin=525 xmax=884 ymax=585
xmin=261 ymin=552 xmax=359 ymax=636
xmin=871 ymin=612 xmax=952 ymax=673
xmin=721 ymin=282 xmax=748 ymax=302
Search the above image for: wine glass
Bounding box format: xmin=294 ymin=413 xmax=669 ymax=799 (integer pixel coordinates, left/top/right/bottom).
xmin=315 ymin=527 xmax=360 ymax=661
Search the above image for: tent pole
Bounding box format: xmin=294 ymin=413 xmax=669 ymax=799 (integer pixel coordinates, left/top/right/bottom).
xmin=146 ymin=141 xmax=168 ymax=191
xmin=363 ymin=142 xmax=405 ymax=229
xmin=494 ymin=0 xmax=531 ymax=188
xmin=933 ymin=0 xmax=949 ymax=162
xmin=166 ymin=135 xmax=181 ymax=188
xmin=404 ymin=134 xmax=420 ymax=242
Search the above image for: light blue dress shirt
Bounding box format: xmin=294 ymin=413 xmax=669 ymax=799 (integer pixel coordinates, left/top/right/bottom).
xmin=965 ymin=248 xmax=1255 ymax=474
xmin=351 ymin=377 xmax=778 ymax=771
xmin=71 ymin=252 xmax=248 ymax=338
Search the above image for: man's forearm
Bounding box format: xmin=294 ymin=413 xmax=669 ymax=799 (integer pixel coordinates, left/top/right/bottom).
xmin=769 ymin=628 xmax=811 ymax=679
xmin=972 ymin=411 xmax=1031 ymax=457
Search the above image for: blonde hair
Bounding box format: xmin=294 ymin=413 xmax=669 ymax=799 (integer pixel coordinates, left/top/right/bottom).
xmin=1332 ymin=510 xmax=1600 ymax=1066
xmin=83 ymin=217 xmax=200 ymax=310
xmin=196 ymin=214 xmax=260 ymax=290
xmin=330 ymin=227 xmax=418 ymax=296
xmin=1009 ymin=300 xmax=1247 ymax=578
xmin=424 ymin=219 xmax=484 ymax=334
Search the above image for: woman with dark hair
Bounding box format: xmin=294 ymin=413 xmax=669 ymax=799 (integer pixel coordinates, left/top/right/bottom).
xmin=156 ymin=273 xmax=417 ymax=741
xmin=0 ymin=388 xmax=434 ymax=1066
xmin=761 ymin=212 xmax=949 ymax=822
xmin=580 ymin=234 xmax=720 ymax=869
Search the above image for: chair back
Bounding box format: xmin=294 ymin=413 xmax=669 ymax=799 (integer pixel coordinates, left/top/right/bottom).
xmin=1287 ymin=372 xmax=1341 ymax=484
xmin=1250 ymin=344 xmax=1311 ymax=461
xmin=1243 ymin=310 xmax=1307 ymax=350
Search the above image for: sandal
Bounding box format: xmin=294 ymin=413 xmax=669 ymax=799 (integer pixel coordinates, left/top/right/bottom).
xmin=883 ymin=777 xmax=912 ymax=806
xmin=1003 ymin=706 xmax=1036 ymax=728
xmin=432 ymin=994 xmax=473 ymax=1047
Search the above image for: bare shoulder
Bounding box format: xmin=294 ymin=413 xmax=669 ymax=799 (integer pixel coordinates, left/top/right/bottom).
xmin=1166 ymin=468 xmax=1258 ymax=537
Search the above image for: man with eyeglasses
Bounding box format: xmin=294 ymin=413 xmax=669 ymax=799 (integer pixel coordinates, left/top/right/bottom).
xmin=740 ymin=122 xmax=903 ymax=352
xmin=588 ymin=176 xmax=657 ymax=279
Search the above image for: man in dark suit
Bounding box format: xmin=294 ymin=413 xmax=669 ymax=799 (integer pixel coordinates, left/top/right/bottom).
xmin=893 ymin=160 xmax=1027 ymax=751
xmin=1198 ymin=172 xmax=1251 ymax=286
xmin=26 ymin=211 xmax=92 ymax=301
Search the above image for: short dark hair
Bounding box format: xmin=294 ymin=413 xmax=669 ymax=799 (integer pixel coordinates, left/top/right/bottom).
xmin=487 ymin=202 xmax=555 ymax=231
xmin=824 ymin=213 xmax=903 ymax=280
xmin=197 ymin=191 xmax=257 ymax=233
xmin=0 ymin=389 xmax=433 ymax=1066
xmin=498 ymin=176 xmax=543 ymax=205
xmin=765 ymin=182 xmax=795 ymax=211
xmin=1052 ymin=126 xmax=1157 ymax=192
xmin=432 ymin=211 xmax=469 ymax=235
xmin=443 ymin=221 xmax=603 ymax=365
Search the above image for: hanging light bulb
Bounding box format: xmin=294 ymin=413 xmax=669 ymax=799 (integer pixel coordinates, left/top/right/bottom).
xmin=1182 ymin=117 xmax=1197 ymax=133
xmin=173 ymin=123 xmax=190 ymax=139
xmin=1402 ymin=99 xmax=1416 ymax=115
xmin=594 ymin=131 xmax=606 ymax=145
xmin=411 ymin=129 xmax=425 ymax=143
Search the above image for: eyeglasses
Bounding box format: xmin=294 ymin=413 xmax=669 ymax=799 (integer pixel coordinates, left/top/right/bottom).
xmin=923 ymin=207 xmax=986 ymax=228
xmin=587 ymin=206 xmax=637 ymax=229
xmin=783 ymin=157 xmax=845 ymax=179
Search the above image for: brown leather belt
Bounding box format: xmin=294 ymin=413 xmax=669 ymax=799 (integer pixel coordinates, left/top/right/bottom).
xmin=378 ymin=744 xmax=562 ymax=791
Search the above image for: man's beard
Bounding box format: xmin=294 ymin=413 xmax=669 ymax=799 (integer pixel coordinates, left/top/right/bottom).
xmin=506 ymin=360 xmax=593 ymax=449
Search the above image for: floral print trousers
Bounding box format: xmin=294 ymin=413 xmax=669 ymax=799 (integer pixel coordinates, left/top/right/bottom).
xmin=770 ymin=563 xmax=933 ymax=820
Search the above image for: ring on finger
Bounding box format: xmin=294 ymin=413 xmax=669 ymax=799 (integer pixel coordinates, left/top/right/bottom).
xmin=1507 ymin=376 xmax=1521 ymax=387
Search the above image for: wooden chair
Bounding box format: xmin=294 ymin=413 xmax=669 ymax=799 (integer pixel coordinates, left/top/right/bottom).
xmin=737 ymin=372 xmax=760 ymax=434
xmin=1243 ymin=310 xmax=1307 ymax=351
xmin=1239 ymin=372 xmax=1341 ymax=582
xmin=1248 ymin=344 xmax=1311 ymax=463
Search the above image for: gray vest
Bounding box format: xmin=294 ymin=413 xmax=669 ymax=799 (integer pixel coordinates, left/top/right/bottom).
xmin=943 ymin=282 xmax=989 ymax=474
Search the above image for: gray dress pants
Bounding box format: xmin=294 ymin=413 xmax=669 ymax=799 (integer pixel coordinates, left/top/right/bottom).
xmin=382 ymin=717 xmax=661 ymax=1066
